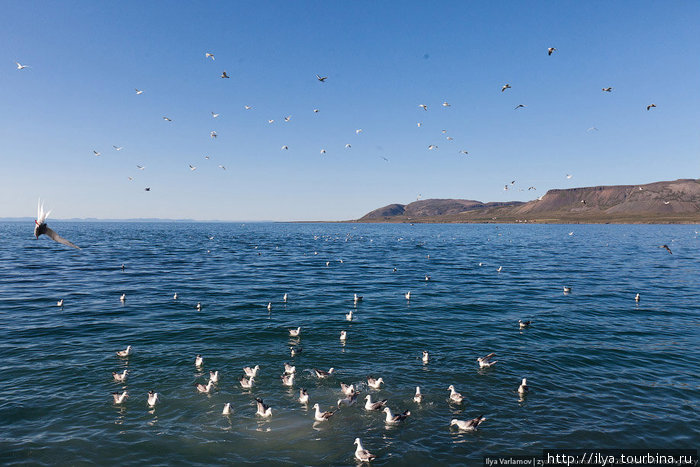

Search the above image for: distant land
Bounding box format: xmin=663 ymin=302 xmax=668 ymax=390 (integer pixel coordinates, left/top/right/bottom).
xmin=355 ymin=179 xmax=700 ymax=224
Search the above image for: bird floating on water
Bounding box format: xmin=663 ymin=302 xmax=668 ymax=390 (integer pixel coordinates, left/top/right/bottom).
xmin=367 ymin=377 xmax=384 ymax=389
xmin=448 ymin=385 xmax=463 ymax=403
xmin=195 ymin=354 xmax=204 ymax=368
xmin=255 ymin=398 xmax=272 ymax=417
xmin=243 ymin=365 xmax=260 ymax=377
xmin=34 ymin=200 xmax=80 ymax=249
xmin=196 ymin=380 xmax=214 ymax=394
xmin=116 ymin=346 xmax=132 ymax=357
xmin=518 ymin=320 xmax=532 ymax=329
xmin=339 ymin=330 xmax=347 ymax=342
xmin=57 ymin=299 xmax=64 ymax=307
xmin=384 ymin=407 xmax=411 ymax=424
xmin=338 ymin=391 xmax=359 ymax=407
xmin=267 ymin=302 xmax=272 ymax=311
xmin=364 ymin=394 xmax=388 ymax=411
xmin=477 ymin=353 xmax=497 ymax=368
xmin=147 ymin=390 xmax=159 ymax=407
xmin=313 ymin=403 xmax=336 ymax=422
xmin=299 ymin=388 xmax=309 ymax=404
xmin=283 ymin=293 xmax=288 ymax=303
xmin=353 ymin=293 xmax=363 ymax=304
xmin=422 ymin=351 xmax=429 ymax=364
xmin=209 ymin=370 xmax=219 ymax=384
xmin=240 ymin=376 xmax=254 ymax=388
xmin=173 ymin=293 xmax=178 ymax=300
xmin=112 ymin=391 xmax=128 ymax=404
xmin=314 ymin=368 xmax=335 ymax=379
xmin=284 ymin=363 xmax=295 ymax=375
xmin=518 ymin=378 xmax=529 ymax=395
xmin=405 ymin=291 xmax=411 ymax=301
xmin=290 ymin=346 xmax=302 ymax=357
xmin=635 ymin=293 xmax=640 ymax=302
xmin=281 ymin=372 xmax=294 ymax=386
xmin=340 ymin=383 xmax=355 ymax=396
xmin=354 ymin=438 xmax=376 ymax=462
xmin=346 ymin=310 xmax=353 ymax=321
xmin=222 ymin=403 xmax=231 ymax=415
xmin=196 ymin=302 xmax=202 ymax=311
xmin=414 ymin=386 xmax=423 ymax=403
xmin=451 ymin=415 xmax=486 ymax=431
xmin=563 ymin=286 xmax=572 ymax=294
xmin=497 ymin=266 xmax=503 ymax=273
xmin=289 ymin=327 xmax=300 ymax=337
xmin=113 ymin=369 xmax=128 ymax=382
xmin=120 ymin=293 xmax=126 ymax=302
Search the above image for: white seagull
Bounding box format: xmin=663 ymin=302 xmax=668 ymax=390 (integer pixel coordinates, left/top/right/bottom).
xmin=422 ymin=350 xmax=429 ymax=364
xmin=502 ymin=83 xmax=511 ymax=92
xmin=339 ymin=330 xmax=347 ymax=342
xmin=298 ymin=388 xmax=309 ymax=404
xmin=240 ymin=376 xmax=254 ymax=388
xmin=116 ymin=346 xmax=132 ymax=357
xmin=281 ymin=372 xmax=294 ymax=386
xmin=222 ymin=403 xmax=231 ymax=415
xmin=451 ymin=415 xmax=486 ymax=431
xmin=354 ymin=438 xmax=376 ymax=462
xmin=34 ymin=200 xmax=80 ymax=249
xmin=383 ymin=407 xmax=411 ymax=424
xmin=419 ymin=104 xmax=428 ymax=111
xmin=57 ymin=299 xmax=64 ymax=307
xmin=289 ymin=327 xmax=301 ymax=337
xmin=210 ymin=131 xmax=217 ymax=139
xmin=113 ymin=369 xmax=128 ymax=382
xmin=367 ymin=377 xmax=384 ymax=389
xmin=147 ymin=390 xmax=159 ymax=407
xmin=243 ymin=365 xmax=260 ymax=377
xmin=364 ymin=394 xmax=387 ymax=411
xmin=283 ymin=293 xmax=288 ymax=303
xmin=195 ymin=354 xmax=204 ymax=368
xmin=134 ymin=88 xmax=144 ymax=95
xmin=340 ymin=383 xmax=355 ymax=396
xmin=313 ymin=403 xmax=336 ymax=421
xmin=205 ymin=52 xmax=215 ymax=60
xmin=346 ymin=310 xmax=353 ymax=321
xmin=448 ymin=385 xmax=463 ymax=403
xmin=519 ymin=320 xmax=532 ymax=329
xmin=196 ymin=380 xmax=214 ymax=394
xmin=414 ymin=386 xmax=423 ymax=403
xmin=255 ymin=398 xmax=272 ymax=417
xmin=284 ymin=363 xmax=296 ymax=374
xmin=112 ymin=391 xmax=128 ymax=404
xmin=405 ymin=291 xmax=411 ymax=301
xmin=120 ymin=293 xmax=126 ymax=302
xmin=211 ymin=112 xmax=219 ymax=118
xmin=16 ymin=62 xmax=29 ymax=70
xmin=353 ymin=293 xmax=363 ymax=304
xmin=209 ymin=370 xmax=219 ymax=383
xmin=518 ymin=378 xmax=529 ymax=395
xmin=314 ymin=368 xmax=334 ymax=379
xmin=477 ymin=352 xmax=497 ymax=368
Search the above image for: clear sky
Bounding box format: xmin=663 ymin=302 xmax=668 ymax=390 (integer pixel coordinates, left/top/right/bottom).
xmin=1 ymin=1 xmax=698 ymax=221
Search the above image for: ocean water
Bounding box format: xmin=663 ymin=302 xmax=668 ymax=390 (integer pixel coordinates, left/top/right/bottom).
xmin=0 ymin=222 xmax=698 ymax=466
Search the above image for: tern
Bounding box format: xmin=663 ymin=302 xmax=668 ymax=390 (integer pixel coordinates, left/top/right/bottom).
xmin=442 ymin=101 xmax=451 ymax=107
xmin=218 ymin=165 xmax=226 ymax=170
xmin=354 ymin=438 xmax=376 ymax=462
xmin=112 ymin=391 xmax=128 ymax=404
xmin=137 ymin=165 xmax=145 ymax=170
xmin=34 ymin=200 xmax=80 ymax=249
xmin=93 ymin=150 xmax=101 ymax=156
xmin=189 ymin=165 xmax=197 ymax=171
xmin=116 ymin=346 xmax=132 ymax=357
xmin=419 ymin=104 xmax=428 ymax=111
xmin=163 ymin=117 xmax=172 ymax=122
xmin=451 ymin=415 xmax=486 ymax=431
xmin=514 ymin=104 xmax=526 ymax=110
xmin=428 ymin=145 xmax=437 ymax=150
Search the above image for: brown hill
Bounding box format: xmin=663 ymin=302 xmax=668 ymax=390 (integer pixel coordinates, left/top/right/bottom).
xmin=356 ymin=179 xmax=700 ymax=223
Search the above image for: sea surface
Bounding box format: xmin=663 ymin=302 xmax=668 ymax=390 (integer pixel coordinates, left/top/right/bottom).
xmin=0 ymin=222 xmax=698 ymax=466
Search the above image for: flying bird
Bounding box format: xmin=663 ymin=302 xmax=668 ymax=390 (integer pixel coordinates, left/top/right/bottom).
xmin=566 ymin=174 xmax=572 ymax=179
xmin=587 ymin=127 xmax=599 ymax=132
xmin=646 ymin=104 xmax=656 ymax=111
xmin=220 ymin=71 xmax=229 ymax=78
xmin=189 ymin=165 xmax=197 ymax=171
xmin=210 ymin=131 xmax=217 ymax=138
xmin=442 ymin=101 xmax=451 ymax=107
xmin=459 ymin=150 xmax=469 ymax=155
xmin=218 ymin=165 xmax=226 ymax=170
xmin=419 ymin=104 xmax=428 ymax=111
xmin=205 ymin=52 xmax=215 ymax=60
xmin=163 ymin=117 xmax=172 ymax=122
xmin=93 ymin=150 xmax=101 ymax=156
xmin=244 ymin=105 xmax=252 ymax=110
xmin=514 ymin=104 xmax=526 ymax=110
xmin=345 ymin=144 xmax=351 ymax=148
xmin=113 ymin=146 xmax=123 ymax=151
xmin=659 ymin=244 xmax=672 ymax=254
xmin=211 ymin=112 xmax=219 ymax=118
xmin=355 ymin=129 xmax=363 ymax=134
xmin=602 ymin=87 xmax=613 ymax=92
xmin=34 ymin=200 xmax=80 ymax=249
xmin=144 ymin=187 xmax=150 ymax=191
xmin=428 ymin=145 xmax=437 ymax=150
xmin=502 ymin=84 xmax=511 ymax=92
xmin=548 ymin=47 xmax=557 ymax=56
xmin=134 ymin=89 xmax=144 ymax=95
xmin=316 ymin=74 xmax=327 ymax=82
xmin=313 ymin=108 xmax=319 ymax=113
xmin=284 ymin=115 xmax=291 ymax=122
xmin=16 ymin=62 xmax=29 ymax=70
xmin=320 ymin=149 xmax=326 ymax=155
xmin=281 ymin=145 xmax=288 ymax=150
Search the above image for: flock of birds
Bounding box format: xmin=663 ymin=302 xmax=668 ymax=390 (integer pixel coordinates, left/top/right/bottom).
xmin=105 ymin=293 xmax=529 ymax=463
xmin=14 ymin=45 xmax=659 ymax=198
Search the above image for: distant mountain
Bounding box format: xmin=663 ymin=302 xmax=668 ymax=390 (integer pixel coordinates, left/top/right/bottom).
xmin=356 ymin=179 xmax=700 ymax=223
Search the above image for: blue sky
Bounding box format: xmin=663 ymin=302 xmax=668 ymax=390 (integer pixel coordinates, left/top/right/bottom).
xmin=1 ymin=1 xmax=698 ymax=221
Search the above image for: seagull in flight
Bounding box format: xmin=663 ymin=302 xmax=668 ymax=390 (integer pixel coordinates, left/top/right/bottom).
xmin=320 ymin=149 xmax=326 ymax=155
xmin=218 ymin=165 xmax=226 ymax=170
xmin=602 ymin=87 xmax=613 ymax=92
xmin=163 ymin=117 xmax=172 ymax=122
xmin=428 ymin=145 xmax=438 ymax=150
xmin=221 ymin=71 xmax=229 ymax=79
xmin=548 ymin=47 xmax=557 ymax=56
xmin=244 ymin=105 xmax=252 ymax=110
xmin=189 ymin=165 xmax=197 ymax=171
xmin=646 ymin=104 xmax=656 ymax=111
xmin=144 ymin=187 xmax=150 ymax=191
xmin=210 ymin=131 xmax=217 ymax=138
xmin=34 ymin=200 xmax=80 ymax=249
xmin=566 ymin=174 xmax=572 ymax=179
xmin=205 ymin=52 xmax=215 ymax=60
xmin=113 ymin=146 xmax=123 ymax=151
xmin=502 ymin=84 xmax=512 ymax=92
xmin=659 ymin=244 xmax=672 ymax=254
xmin=93 ymin=150 xmax=101 ymax=156
xmin=442 ymin=101 xmax=451 ymax=107
xmin=345 ymin=144 xmax=351 ymax=149
xmin=514 ymin=104 xmax=526 ymax=110
xmin=587 ymin=127 xmax=599 ymax=132
xmin=419 ymin=104 xmax=428 ymax=111
xmin=211 ymin=112 xmax=220 ymax=118
xmin=316 ymin=74 xmax=327 ymax=82
xmin=356 ymin=129 xmax=363 ymax=134
xmin=459 ymin=150 xmax=469 ymax=155
xmin=137 ymin=165 xmax=145 ymax=170
xmin=281 ymin=145 xmax=289 ymax=150
xmin=16 ymin=62 xmax=30 ymax=70
xmin=134 ymin=88 xmax=144 ymax=95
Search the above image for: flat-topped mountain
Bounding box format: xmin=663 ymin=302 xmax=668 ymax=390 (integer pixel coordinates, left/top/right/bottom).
xmin=356 ymin=179 xmax=700 ymax=223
